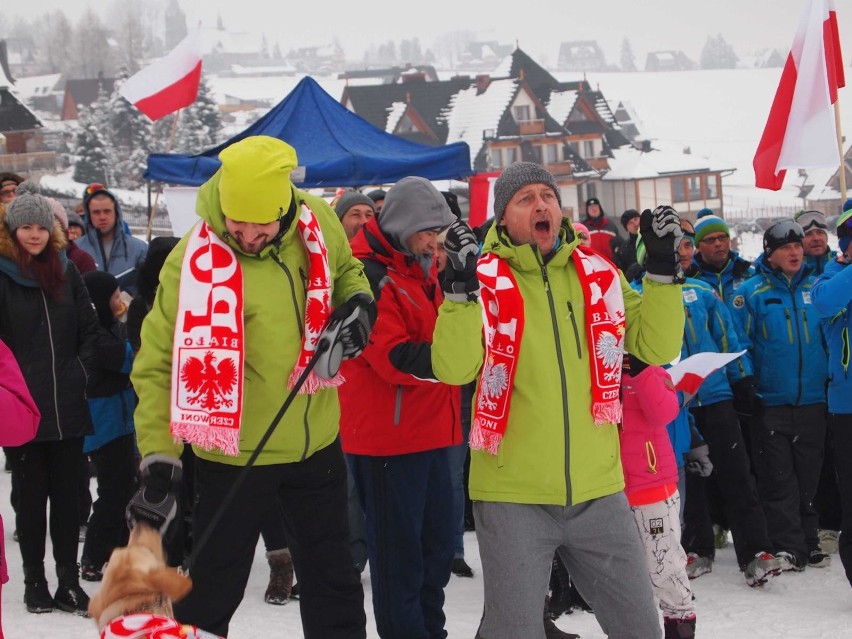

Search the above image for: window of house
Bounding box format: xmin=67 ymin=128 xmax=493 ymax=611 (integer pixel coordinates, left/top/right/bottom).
xmin=505 ymin=147 xmax=519 ymax=164
xmin=514 ymin=105 xmax=531 ymax=122
xmin=544 ymin=144 xmax=560 ymax=164
xmin=689 ymin=177 xmax=702 ymax=200
xmin=585 ymin=183 xmax=597 ymax=200
xmin=491 ymin=148 xmax=503 ymax=169
xmin=706 ymin=175 xmax=718 ymax=199
xmin=583 ymin=141 xmax=595 ymax=157
xmin=672 ymin=178 xmax=686 ymax=203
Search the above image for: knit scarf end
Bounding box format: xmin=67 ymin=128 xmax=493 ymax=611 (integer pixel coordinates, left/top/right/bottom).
xmin=593 ymin=400 xmax=622 ymax=427
xmin=287 ymin=367 xmax=345 ymax=394
xmin=469 ymin=420 xmax=502 ymax=455
xmin=171 ymin=422 xmax=240 ymax=457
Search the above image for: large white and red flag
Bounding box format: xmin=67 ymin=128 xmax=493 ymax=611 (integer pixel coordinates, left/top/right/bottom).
xmin=119 ymin=29 xmax=203 ymax=121
xmin=753 ymin=0 xmax=845 ymax=190
xmin=667 ymin=351 xmax=746 ymax=404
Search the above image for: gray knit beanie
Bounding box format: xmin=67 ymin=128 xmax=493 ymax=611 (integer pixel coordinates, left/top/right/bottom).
xmin=334 ymin=190 xmax=376 ymax=220
xmin=378 ymin=177 xmax=455 ymax=247
xmin=493 ymin=162 xmax=561 ymax=223
xmin=4 ymin=181 xmax=55 ymax=233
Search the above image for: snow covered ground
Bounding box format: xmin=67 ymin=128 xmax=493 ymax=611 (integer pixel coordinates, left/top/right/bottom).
xmin=1 ymin=450 xmax=852 ymax=639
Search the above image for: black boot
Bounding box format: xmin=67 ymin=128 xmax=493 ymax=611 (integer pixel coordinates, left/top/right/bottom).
xmin=54 ymin=563 xmax=90 ymax=616
xmin=544 ymin=605 xmax=580 ymax=639
xmin=24 ymin=565 xmax=55 ymax=613
xmin=548 ymin=555 xmax=572 ymax=618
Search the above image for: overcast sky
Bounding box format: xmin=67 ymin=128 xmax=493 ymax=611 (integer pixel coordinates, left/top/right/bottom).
xmin=7 ymin=0 xmax=852 ymax=65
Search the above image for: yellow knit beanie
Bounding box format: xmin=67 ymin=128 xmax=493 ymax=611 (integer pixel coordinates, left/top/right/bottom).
xmin=218 ymin=136 xmax=298 ymax=223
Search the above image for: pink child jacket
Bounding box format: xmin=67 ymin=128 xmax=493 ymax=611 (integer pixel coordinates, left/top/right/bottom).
xmin=0 ymin=338 xmax=40 ymax=586
xmin=618 ymin=365 xmax=680 ymax=505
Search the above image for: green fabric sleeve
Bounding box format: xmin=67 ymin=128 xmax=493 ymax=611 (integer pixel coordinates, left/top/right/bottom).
xmin=432 ymin=300 xmax=485 ymax=385
xmin=623 ymin=275 xmax=684 ymax=366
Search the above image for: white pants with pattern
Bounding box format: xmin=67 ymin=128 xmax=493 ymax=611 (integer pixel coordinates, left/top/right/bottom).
xmin=630 ymin=492 xmax=696 ymax=621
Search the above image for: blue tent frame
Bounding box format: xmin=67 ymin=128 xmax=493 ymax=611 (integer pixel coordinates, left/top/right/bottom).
xmin=144 ymin=76 xmax=472 ymax=187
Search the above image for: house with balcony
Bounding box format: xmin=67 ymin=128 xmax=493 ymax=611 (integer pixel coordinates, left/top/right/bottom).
xmin=0 ymin=62 xmax=52 ymax=175
xmin=341 ymin=47 xmax=728 ymax=218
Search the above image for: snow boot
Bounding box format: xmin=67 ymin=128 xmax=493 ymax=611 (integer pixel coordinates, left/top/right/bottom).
xmin=818 ymin=529 xmax=839 ymax=554
xmin=664 ymin=616 xmax=696 ymax=639
xmin=23 ymin=565 xmax=54 ymax=614
xmin=264 ymin=548 xmax=294 ymax=605
xmin=452 ymin=557 xmax=474 ymax=578
xmin=685 ymin=552 xmax=713 ymax=579
xmin=53 ymin=563 xmax=90 ymax=616
xmin=544 ymin=604 xmax=580 ymax=639
xmin=742 ymin=551 xmax=781 ymax=587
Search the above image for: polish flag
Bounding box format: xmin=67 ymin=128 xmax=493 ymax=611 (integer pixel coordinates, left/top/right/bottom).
xmin=667 ymin=351 xmax=746 ymax=403
xmin=753 ymin=0 xmax=845 ymax=190
xmin=119 ymin=29 xmax=203 ymax=121
xmin=468 ymin=171 xmax=501 ymax=228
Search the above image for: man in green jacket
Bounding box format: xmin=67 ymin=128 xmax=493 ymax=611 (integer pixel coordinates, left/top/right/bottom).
xmin=433 ymin=162 xmax=685 ymax=639
xmin=128 ymin=136 xmax=373 ymax=638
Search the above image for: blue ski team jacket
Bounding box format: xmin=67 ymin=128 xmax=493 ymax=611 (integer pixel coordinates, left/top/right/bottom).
xmin=812 ymin=258 xmax=852 ymax=414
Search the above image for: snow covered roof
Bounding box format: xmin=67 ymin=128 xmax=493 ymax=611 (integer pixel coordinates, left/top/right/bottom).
xmin=545 ymin=89 xmax=578 ymax=125
xmin=385 ymin=101 xmax=406 ymax=133
xmin=441 ymin=78 xmax=517 ymax=163
xmin=200 ymin=28 xmax=259 ymax=55
xmin=10 ymin=73 xmax=62 ymax=100
xmin=603 ymin=146 xmax=734 ymax=180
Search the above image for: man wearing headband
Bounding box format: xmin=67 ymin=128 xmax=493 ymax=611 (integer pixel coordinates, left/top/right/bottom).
xmin=794 ymin=210 xmax=836 ymax=276
xmin=811 ymin=202 xmax=852 ymax=591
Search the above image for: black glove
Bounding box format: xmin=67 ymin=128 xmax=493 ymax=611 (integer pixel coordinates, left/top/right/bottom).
xmin=640 ymin=206 xmax=684 ymax=282
xmin=126 ymin=455 xmax=182 ymax=535
xmin=442 ymin=219 xmax=480 ymax=302
xmin=731 ymin=375 xmax=766 ymax=419
xmin=314 ymin=292 xmax=377 ymax=379
xmin=684 ymin=443 xmax=713 ymax=477
xmin=626 ymin=354 xmax=649 ymax=376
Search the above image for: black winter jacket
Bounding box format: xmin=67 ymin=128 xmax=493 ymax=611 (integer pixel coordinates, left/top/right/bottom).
xmin=0 ymin=213 xmax=100 ymax=441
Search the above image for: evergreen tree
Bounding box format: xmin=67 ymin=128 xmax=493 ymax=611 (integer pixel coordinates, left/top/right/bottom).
xmin=620 ymin=37 xmax=636 ymax=72
xmin=73 ymin=104 xmax=112 ymax=185
xmin=700 ymin=34 xmax=739 ymax=69
xmin=108 ymin=70 xmax=153 ymax=188
xmin=174 ymin=74 xmax=223 ymax=154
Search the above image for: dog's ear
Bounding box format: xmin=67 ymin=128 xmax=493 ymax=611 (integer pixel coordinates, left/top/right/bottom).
xmin=147 ymin=567 xmax=193 ymax=603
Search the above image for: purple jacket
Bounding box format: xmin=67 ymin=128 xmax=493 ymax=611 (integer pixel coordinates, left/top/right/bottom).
xmin=619 ymin=366 xmax=680 ymax=501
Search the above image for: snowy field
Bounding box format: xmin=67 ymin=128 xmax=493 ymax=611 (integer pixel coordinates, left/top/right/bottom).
xmin=1 ymin=456 xmax=850 ymax=639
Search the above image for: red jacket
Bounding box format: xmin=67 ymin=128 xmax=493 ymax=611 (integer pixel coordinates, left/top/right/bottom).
xmin=582 ymin=214 xmax=619 ymax=261
xmin=339 ymin=218 xmax=461 ymax=456
xmin=618 ymin=366 xmax=680 ymax=504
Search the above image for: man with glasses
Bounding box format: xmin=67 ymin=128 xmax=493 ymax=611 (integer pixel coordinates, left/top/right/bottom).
xmin=690 ymin=215 xmax=755 ymax=308
xmin=0 ymin=173 xmax=24 ymax=205
xmin=812 ymin=202 xmax=852 ymax=590
xmin=794 ymin=210 xmax=836 ymax=276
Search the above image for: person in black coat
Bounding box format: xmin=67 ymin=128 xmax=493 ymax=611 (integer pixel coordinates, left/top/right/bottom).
xmin=0 ymin=182 xmax=100 ymax=616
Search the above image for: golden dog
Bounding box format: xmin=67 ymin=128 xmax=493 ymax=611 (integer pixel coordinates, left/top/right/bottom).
xmin=88 ymin=523 xmax=194 ymax=637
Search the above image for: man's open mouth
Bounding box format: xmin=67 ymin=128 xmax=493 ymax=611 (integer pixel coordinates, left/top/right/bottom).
xmin=534 ymin=219 xmax=551 ymax=233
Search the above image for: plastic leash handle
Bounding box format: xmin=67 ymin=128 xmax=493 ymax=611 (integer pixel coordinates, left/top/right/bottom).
xmin=313 ymin=302 xmax=366 ymax=380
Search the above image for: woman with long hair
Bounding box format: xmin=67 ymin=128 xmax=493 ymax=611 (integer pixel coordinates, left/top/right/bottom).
xmin=0 ymin=181 xmax=101 ymax=616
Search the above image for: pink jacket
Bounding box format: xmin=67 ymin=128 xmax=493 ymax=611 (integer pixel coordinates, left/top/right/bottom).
xmin=618 ymin=365 xmax=680 ymax=503
xmin=0 ymin=338 xmax=39 ymax=586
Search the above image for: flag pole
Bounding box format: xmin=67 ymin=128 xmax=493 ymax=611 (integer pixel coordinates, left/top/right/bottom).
xmin=835 ymin=100 xmax=848 ymax=203
xmin=146 ymin=109 xmax=182 ymax=242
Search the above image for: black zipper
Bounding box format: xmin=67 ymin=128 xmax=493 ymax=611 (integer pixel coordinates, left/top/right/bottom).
xmin=566 ymin=302 xmax=582 ymax=358
xmin=40 ymin=290 xmax=62 ymax=438
xmin=541 ymin=261 xmax=571 ymax=505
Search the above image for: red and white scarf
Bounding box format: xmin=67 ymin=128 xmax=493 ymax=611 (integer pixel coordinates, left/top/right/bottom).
xmin=470 ymin=247 xmax=625 ymax=455
xmin=101 ymin=613 xmax=222 ymax=639
xmin=171 ymin=207 xmax=339 ymax=456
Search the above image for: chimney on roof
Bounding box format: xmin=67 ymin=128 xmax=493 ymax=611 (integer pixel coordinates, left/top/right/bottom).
xmin=475 ymin=74 xmax=491 ymax=95
xmin=0 ymin=41 xmax=14 ymax=85
xmin=401 ymin=71 xmax=426 ymax=83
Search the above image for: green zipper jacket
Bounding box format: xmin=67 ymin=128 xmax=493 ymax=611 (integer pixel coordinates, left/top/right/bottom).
xmin=132 ymin=173 xmax=371 ymax=465
xmin=432 ymin=223 xmax=684 ymax=505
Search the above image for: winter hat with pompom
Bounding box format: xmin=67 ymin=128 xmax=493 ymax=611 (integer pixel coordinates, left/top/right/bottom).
xmin=4 ymin=181 xmax=55 ymax=233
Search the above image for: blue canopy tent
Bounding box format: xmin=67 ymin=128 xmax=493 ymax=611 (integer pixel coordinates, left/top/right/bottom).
xmin=144 ymin=76 xmax=472 ymax=187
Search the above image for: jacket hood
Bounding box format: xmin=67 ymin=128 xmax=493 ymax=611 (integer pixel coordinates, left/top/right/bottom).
xmin=350 ymin=216 xmax=436 ymax=281
xmin=0 ymin=202 xmax=67 ymax=285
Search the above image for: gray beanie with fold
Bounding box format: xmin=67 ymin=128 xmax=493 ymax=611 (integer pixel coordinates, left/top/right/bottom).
xmin=4 ymin=180 xmax=55 ymax=233
xmin=492 ymin=162 xmax=561 ymax=223
xmin=378 ymin=177 xmax=456 ymax=247
xmin=334 ymin=190 xmax=376 ymax=220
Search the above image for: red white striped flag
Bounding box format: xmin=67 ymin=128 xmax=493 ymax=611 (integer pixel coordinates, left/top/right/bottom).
xmin=119 ymin=29 xmax=203 ymax=121
xmin=753 ymin=0 xmax=845 ymax=190
xmin=667 ymin=351 xmax=746 ymax=403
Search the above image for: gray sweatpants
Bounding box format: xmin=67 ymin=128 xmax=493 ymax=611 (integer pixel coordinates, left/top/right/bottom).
xmin=475 ymin=492 xmax=661 ymax=639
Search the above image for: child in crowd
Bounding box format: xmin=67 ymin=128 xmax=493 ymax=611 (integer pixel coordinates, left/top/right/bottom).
xmin=79 ymin=271 xmax=138 ymax=582
xmin=620 ymin=355 xmax=698 ymax=639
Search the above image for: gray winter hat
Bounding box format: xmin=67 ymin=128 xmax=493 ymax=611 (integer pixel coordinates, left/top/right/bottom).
xmin=493 ymin=162 xmax=561 ymax=223
xmin=334 ymin=190 xmax=376 ymax=220
xmin=4 ymin=180 xmax=55 ymax=233
xmin=378 ymin=177 xmax=455 ymax=247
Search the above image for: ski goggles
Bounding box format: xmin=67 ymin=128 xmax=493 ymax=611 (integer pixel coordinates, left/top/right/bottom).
xmin=793 ymin=210 xmax=828 ymax=234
